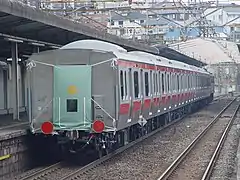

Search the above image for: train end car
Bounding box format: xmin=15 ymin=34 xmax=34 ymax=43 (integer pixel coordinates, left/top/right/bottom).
xmin=26 ymin=39 xmax=214 ymax=158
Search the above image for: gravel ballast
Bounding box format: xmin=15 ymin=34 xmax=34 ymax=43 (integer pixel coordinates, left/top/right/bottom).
xmin=209 ymin=109 xmax=240 ymax=180
xmin=77 ymin=99 xmax=232 ymax=180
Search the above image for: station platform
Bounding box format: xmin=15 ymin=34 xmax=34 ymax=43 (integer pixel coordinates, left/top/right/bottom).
xmin=0 ymin=112 xmax=28 ymax=141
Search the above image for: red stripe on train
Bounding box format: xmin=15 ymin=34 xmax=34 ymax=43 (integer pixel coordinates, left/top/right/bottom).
xmin=119 ymin=103 xmax=130 ymax=114
xmin=143 ymin=99 xmax=151 ymax=109
xmin=133 ymin=101 xmax=141 ymax=112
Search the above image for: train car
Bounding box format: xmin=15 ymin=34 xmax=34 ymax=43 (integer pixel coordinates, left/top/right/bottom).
xmin=26 ymin=39 xmax=214 ymax=157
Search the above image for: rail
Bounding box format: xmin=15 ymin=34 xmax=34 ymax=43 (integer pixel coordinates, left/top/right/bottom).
xmin=201 ymin=101 xmax=240 ymax=180
xmin=19 ymin=162 xmax=61 ymax=180
xmin=157 ymin=97 xmax=238 ymax=180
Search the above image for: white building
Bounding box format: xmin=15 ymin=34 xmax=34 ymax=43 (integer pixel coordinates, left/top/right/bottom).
xmin=107 ymin=11 xmax=168 ymax=41
xmin=205 ymin=7 xmax=240 ymax=24
xmin=205 ymin=7 xmax=240 ymax=42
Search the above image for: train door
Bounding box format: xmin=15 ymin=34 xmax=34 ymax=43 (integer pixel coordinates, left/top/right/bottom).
xmin=165 ymin=72 xmax=170 ymax=110
xmin=157 ymin=71 xmax=161 ymax=113
xmin=152 ymin=70 xmax=158 ymax=115
xmin=118 ymin=68 xmax=131 ymax=129
xmin=149 ymin=70 xmax=154 ymax=115
xmin=160 ymin=71 xmax=165 ymax=112
xmin=142 ymin=70 xmax=150 ymax=120
xmin=139 ymin=69 xmax=144 ymax=117
xmin=132 ymin=69 xmax=141 ymax=123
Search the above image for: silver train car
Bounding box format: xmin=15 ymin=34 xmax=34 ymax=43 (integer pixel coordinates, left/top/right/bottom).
xmin=26 ymin=40 xmax=214 ymax=157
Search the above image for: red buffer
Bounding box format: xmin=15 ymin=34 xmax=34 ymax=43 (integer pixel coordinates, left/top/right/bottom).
xmin=92 ymin=120 xmax=105 ymax=133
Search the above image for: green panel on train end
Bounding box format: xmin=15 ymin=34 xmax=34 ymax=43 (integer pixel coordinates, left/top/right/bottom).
xmin=53 ymin=65 xmax=92 ymax=130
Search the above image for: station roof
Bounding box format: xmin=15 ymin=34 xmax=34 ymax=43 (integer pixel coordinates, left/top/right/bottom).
xmin=0 ymin=0 xmax=204 ymax=67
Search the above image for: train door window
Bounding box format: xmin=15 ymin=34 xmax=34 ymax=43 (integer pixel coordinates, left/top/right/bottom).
xmin=182 ymin=74 xmax=184 ymax=91
xmin=195 ymin=75 xmax=197 ymax=89
xmin=120 ymin=70 xmax=124 ymax=100
xmin=193 ymin=74 xmax=195 ymax=89
xmin=184 ymin=74 xmax=188 ymax=91
xmin=133 ymin=71 xmax=139 ymax=98
xmin=150 ymin=70 xmax=153 ymax=96
xmin=144 ymin=71 xmax=149 ymax=97
xmin=159 ymin=71 xmax=161 ymax=95
xmin=165 ymin=72 xmax=168 ymax=94
xmin=175 ymin=73 xmax=177 ymax=92
xmin=177 ymin=74 xmax=179 ymax=92
xmin=172 ymin=73 xmax=174 ymax=93
xmin=140 ymin=69 xmax=144 ymax=97
xmin=124 ymin=71 xmax=128 ymax=99
xmin=67 ymin=99 xmax=78 ymax=112
xmin=128 ymin=68 xmax=133 ymax=99
xmin=190 ymin=74 xmax=192 ymax=90
xmin=191 ymin=74 xmax=193 ymax=90
xmin=162 ymin=73 xmax=165 ymax=94
xmin=156 ymin=72 xmax=159 ymax=95
xmin=199 ymin=76 xmax=201 ymax=89
xmin=198 ymin=75 xmax=200 ymax=89
xmin=182 ymin=74 xmax=186 ymax=92
xmin=178 ymin=74 xmax=181 ymax=92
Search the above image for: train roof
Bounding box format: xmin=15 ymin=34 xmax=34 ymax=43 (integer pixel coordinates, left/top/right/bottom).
xmin=59 ymin=39 xmax=210 ymax=75
xmin=60 ymin=39 xmax=127 ymax=53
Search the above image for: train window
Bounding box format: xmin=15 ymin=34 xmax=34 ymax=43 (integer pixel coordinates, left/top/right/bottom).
xmin=191 ymin=74 xmax=193 ymax=90
xmin=133 ymin=71 xmax=139 ymax=98
xmin=156 ymin=72 xmax=159 ymax=95
xmin=183 ymin=74 xmax=185 ymax=91
xmin=177 ymin=75 xmax=179 ymax=91
xmin=172 ymin=73 xmax=174 ymax=93
xmin=165 ymin=72 xmax=167 ymax=93
xmin=181 ymin=74 xmax=183 ymax=91
xmin=144 ymin=72 xmax=149 ymax=96
xmin=124 ymin=71 xmax=128 ymax=99
xmin=67 ymin=99 xmax=78 ymax=112
xmin=167 ymin=73 xmax=170 ymax=93
xmin=162 ymin=73 xmax=165 ymax=94
xmin=120 ymin=70 xmax=124 ymax=100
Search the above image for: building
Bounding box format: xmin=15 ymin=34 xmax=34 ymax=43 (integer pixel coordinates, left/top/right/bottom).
xmin=204 ymin=6 xmax=240 ymax=42
xmin=107 ymin=11 xmax=168 ymax=44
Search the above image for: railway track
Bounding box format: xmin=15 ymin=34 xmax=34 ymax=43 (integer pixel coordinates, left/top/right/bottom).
xmin=157 ymin=97 xmax=240 ymax=180
xmin=18 ymin=110 xmax=187 ymax=180
xmin=18 ymin=162 xmax=81 ymax=180
xmin=17 ymin=96 xmax=232 ymax=180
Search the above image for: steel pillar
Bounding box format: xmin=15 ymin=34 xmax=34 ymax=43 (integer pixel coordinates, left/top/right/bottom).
xmin=11 ymin=42 xmax=19 ymax=120
xmin=3 ymin=70 xmax=8 ymax=109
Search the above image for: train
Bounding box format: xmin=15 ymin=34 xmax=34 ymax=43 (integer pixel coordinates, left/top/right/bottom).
xmin=26 ymin=39 xmax=214 ymax=158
